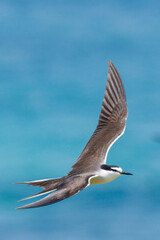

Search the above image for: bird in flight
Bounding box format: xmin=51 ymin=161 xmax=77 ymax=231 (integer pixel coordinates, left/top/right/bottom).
xmin=16 ymin=60 xmax=132 ymax=209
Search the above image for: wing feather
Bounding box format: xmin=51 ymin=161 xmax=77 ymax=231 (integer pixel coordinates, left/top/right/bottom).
xmin=71 ymin=61 xmax=127 ymax=174
xmin=98 ymin=60 xmax=127 ymax=125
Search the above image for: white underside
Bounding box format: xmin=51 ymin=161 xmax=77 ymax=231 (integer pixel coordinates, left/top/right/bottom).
xmin=103 ymin=126 xmax=126 ymax=164
xmin=88 ymin=169 xmax=120 ymax=186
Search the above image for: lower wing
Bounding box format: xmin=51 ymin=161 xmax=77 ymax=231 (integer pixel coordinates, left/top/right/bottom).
xmin=16 ymin=175 xmax=91 ymax=209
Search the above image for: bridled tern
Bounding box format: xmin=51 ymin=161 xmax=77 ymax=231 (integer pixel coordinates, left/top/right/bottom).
xmin=16 ymin=60 xmax=133 ymax=209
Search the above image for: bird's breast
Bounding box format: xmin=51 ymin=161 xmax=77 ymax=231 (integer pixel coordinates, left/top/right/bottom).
xmin=88 ymin=171 xmax=119 ymax=185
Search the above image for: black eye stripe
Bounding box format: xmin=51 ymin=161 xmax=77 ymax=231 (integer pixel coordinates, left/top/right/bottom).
xmin=111 ymin=169 xmax=118 ymax=172
xmin=101 ymin=164 xmax=119 ymax=171
xmin=101 ymin=164 xmax=110 ymax=170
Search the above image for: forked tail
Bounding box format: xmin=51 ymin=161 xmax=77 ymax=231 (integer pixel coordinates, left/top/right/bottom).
xmin=16 ymin=175 xmax=90 ymax=209
xmin=15 ymin=177 xmax=65 ymax=201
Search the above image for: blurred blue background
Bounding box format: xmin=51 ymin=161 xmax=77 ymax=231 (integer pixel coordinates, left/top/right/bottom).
xmin=1 ymin=0 xmax=160 ymax=239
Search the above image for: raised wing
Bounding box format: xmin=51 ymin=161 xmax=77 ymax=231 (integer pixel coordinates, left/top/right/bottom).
xmin=98 ymin=60 xmax=127 ymax=125
xmin=71 ymin=61 xmax=127 ymax=174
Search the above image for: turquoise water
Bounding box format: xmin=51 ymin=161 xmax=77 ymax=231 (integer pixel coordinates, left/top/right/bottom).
xmin=1 ymin=1 xmax=160 ymax=239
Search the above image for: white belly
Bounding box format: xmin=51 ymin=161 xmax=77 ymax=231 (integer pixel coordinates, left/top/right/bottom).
xmin=88 ymin=170 xmax=120 ymax=185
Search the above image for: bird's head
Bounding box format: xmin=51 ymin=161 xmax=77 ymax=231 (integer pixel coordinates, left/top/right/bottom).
xmin=101 ymin=164 xmax=133 ymax=176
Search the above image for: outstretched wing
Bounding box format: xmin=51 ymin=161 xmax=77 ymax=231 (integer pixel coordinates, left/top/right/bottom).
xmin=98 ymin=60 xmax=127 ymax=125
xmin=71 ymin=61 xmax=127 ymax=174
xmin=17 ymin=175 xmax=91 ymax=209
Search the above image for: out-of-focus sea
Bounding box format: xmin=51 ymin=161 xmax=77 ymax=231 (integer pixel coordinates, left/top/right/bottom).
xmin=0 ymin=1 xmax=160 ymax=239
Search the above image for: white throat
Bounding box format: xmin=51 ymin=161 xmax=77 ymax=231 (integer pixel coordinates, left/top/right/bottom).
xmin=89 ymin=169 xmax=121 ymax=186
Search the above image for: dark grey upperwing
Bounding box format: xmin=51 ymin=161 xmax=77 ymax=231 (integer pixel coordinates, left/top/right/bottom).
xmin=17 ymin=175 xmax=91 ymax=209
xmin=71 ymin=61 xmax=127 ymax=174
xmin=98 ymin=60 xmax=127 ymax=125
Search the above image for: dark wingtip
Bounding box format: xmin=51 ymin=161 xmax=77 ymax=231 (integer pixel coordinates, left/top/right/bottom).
xmin=16 ymin=203 xmax=37 ymax=209
xmin=108 ymin=60 xmax=112 ymax=66
xmin=16 ymin=206 xmax=29 ymax=210
xmin=16 ymin=207 xmax=22 ymax=210
xmin=16 ymin=206 xmax=25 ymax=210
xmin=14 ymin=182 xmax=26 ymax=185
xmin=15 ymin=191 xmax=57 ymax=209
xmin=108 ymin=60 xmax=116 ymax=71
xmin=16 ymin=203 xmax=38 ymax=210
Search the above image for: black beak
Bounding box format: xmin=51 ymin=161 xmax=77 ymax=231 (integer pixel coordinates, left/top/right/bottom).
xmin=121 ymin=171 xmax=133 ymax=175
